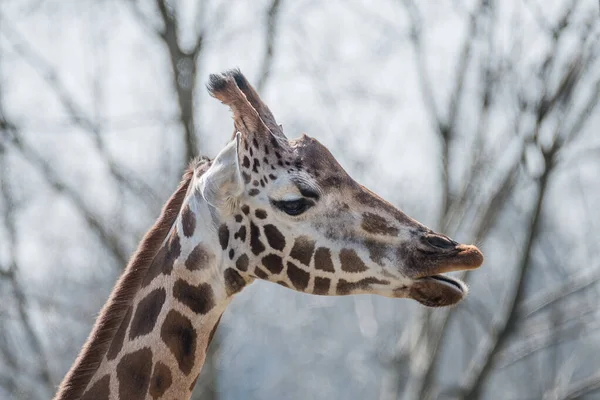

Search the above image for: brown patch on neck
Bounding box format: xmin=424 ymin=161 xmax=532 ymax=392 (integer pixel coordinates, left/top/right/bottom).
xmin=54 ymin=158 xmax=211 ymax=400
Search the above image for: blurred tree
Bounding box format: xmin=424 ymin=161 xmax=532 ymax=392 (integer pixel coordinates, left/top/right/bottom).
xmin=0 ymin=0 xmax=599 ymax=399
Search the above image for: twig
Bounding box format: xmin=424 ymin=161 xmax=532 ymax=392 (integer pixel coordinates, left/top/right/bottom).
xmin=458 ymin=142 xmax=558 ymax=399
xmin=153 ymin=0 xmax=203 ymax=163
xmin=496 ymin=308 xmax=600 ymax=370
xmin=416 ymin=140 xmax=522 ymax=400
xmin=562 ymin=371 xmax=600 ymax=400
xmin=0 ymin=21 xmax=160 ymax=207
xmin=401 ymin=0 xmax=442 ymax=131
xmin=257 ymin=0 xmax=283 ymax=92
xmin=518 ymin=266 xmax=600 ymax=319
xmin=0 ymin=123 xmax=54 ymax=396
xmin=2 ymin=121 xmax=129 ymax=267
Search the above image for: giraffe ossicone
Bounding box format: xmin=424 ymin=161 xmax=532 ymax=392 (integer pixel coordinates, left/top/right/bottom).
xmin=55 ymin=69 xmax=484 ymax=400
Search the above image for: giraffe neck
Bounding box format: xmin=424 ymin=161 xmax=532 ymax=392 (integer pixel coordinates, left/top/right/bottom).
xmin=56 ymin=162 xmax=249 ymax=400
xmin=86 ymin=193 xmax=238 ymax=399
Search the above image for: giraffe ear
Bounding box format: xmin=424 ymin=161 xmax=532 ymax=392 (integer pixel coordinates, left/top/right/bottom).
xmin=200 ymin=132 xmax=244 ymax=210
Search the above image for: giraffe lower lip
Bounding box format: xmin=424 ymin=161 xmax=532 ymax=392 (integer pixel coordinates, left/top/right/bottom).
xmin=410 ymin=274 xmax=468 ymax=307
xmin=420 ymin=275 xmax=465 ymax=292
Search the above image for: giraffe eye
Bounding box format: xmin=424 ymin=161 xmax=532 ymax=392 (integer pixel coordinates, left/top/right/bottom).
xmin=272 ymin=198 xmax=314 ymax=216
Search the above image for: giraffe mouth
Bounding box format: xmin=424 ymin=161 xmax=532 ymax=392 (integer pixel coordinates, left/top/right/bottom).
xmin=409 ymin=274 xmax=468 ymax=307
xmin=426 ymin=274 xmax=466 ymax=291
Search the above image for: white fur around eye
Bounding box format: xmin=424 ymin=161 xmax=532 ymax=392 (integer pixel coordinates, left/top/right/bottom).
xmin=267 ymin=178 xmax=303 ymax=201
xmin=279 ymin=193 xmax=303 ymax=202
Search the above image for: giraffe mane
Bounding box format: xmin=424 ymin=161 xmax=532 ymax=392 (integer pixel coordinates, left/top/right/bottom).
xmin=54 ymin=157 xmax=211 ymax=400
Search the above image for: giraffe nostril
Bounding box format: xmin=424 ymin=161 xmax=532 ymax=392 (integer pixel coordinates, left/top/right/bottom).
xmin=425 ymin=235 xmax=456 ymax=250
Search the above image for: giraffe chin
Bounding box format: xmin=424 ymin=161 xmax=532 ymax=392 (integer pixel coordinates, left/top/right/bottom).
xmin=409 ymin=275 xmax=468 ymax=307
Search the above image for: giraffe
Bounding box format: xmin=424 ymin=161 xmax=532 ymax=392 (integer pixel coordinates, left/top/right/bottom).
xmin=54 ymin=70 xmax=484 ymax=400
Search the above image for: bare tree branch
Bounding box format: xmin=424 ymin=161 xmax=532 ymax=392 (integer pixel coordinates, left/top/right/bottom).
xmin=446 ymin=0 xmax=489 ymax=133
xmin=497 ymin=305 xmax=600 ymax=369
xmin=518 ymin=266 xmax=600 ymax=319
xmin=153 ymin=0 xmax=203 ymax=163
xmin=562 ymin=371 xmax=600 ymax=400
xmin=0 ymin=122 xmax=54 ymax=396
xmin=416 ymin=140 xmax=522 ymax=400
xmin=0 ymin=301 xmax=21 ymax=394
xmin=0 ymin=21 xmax=160 ymax=208
xmin=1 ymin=121 xmax=129 ymax=267
xmin=400 ymin=0 xmax=442 ymax=131
xmin=257 ymin=0 xmax=283 ymax=92
xmin=458 ymin=142 xmax=558 ymax=399
xmin=402 ymin=0 xmax=489 ymax=228
xmin=415 ymin=10 xmax=598 ymax=397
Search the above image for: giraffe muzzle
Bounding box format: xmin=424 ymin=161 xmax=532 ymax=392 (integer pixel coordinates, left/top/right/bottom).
xmin=404 ymin=234 xmax=484 ymax=307
xmin=415 ymin=234 xmax=484 ymax=276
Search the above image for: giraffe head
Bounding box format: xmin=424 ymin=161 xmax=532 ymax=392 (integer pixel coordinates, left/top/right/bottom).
xmin=201 ymin=70 xmax=483 ymax=307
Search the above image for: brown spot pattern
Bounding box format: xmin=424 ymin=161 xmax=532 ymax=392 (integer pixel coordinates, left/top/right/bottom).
xmin=287 ymin=262 xmax=310 ymax=291
xmin=161 ymin=310 xmax=197 ymax=375
xmin=289 ymin=236 xmax=316 ymax=266
xmin=117 ymin=348 xmax=153 ymax=400
xmin=107 ymin=306 xmax=132 ymax=360
xmin=225 ymin=268 xmax=246 ymax=296
xmin=361 ymin=212 xmax=399 ymax=236
xmin=355 ymin=188 xmax=420 ymax=227
xmin=337 ymin=277 xmax=391 ymax=295
xmin=185 ymin=244 xmax=212 ymax=271
xmin=262 ymin=254 xmax=284 ymax=274
xmin=254 ymin=266 xmax=269 ymax=279
xmin=149 ymin=362 xmax=172 ymax=399
xmin=142 ymin=231 xmax=181 ymax=287
xmin=236 ymin=254 xmax=249 ymax=271
xmin=129 ymin=288 xmax=166 ymax=339
xmin=248 ymin=188 xmax=260 ymax=196
xmin=218 ymin=224 xmax=229 ymax=250
xmin=169 ymin=230 xmax=181 ymax=258
xmin=181 ymin=204 xmax=196 ymax=237
xmin=340 ymin=249 xmax=368 ymax=273
xmin=81 ymin=374 xmax=110 ymax=400
xmin=264 ymin=224 xmax=285 ymax=251
xmin=313 ymin=277 xmax=331 ymax=295
xmin=173 ymin=280 xmax=215 ymax=315
xmin=242 ymin=171 xmax=251 ymax=184
xmin=314 ymin=247 xmax=335 ymax=272
xmin=364 ymin=239 xmax=387 ymax=266
xmin=234 ymin=225 xmax=247 ymax=242
xmin=255 ymin=209 xmax=268 ymax=219
xmin=250 ymin=222 xmax=265 ymax=255
xmin=242 ymin=205 xmax=250 ymax=214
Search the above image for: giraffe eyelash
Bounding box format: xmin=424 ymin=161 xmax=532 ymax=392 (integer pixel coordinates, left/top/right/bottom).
xmin=270 ymin=198 xmax=315 ymax=216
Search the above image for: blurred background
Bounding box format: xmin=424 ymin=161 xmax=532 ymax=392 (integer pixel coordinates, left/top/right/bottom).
xmin=1 ymin=0 xmax=599 ymax=399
